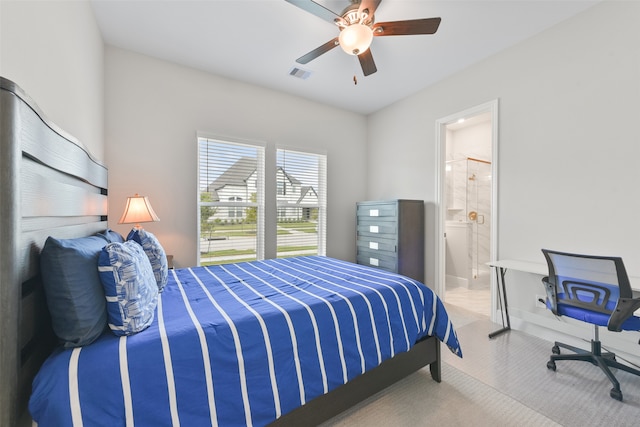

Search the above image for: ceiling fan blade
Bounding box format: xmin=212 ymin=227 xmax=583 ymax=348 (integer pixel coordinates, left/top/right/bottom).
xmin=358 ymin=49 xmax=377 ymax=76
xmin=373 ymin=18 xmax=441 ymax=36
xmin=285 ymin=0 xmax=344 ymax=26
xmin=358 ymin=0 xmax=381 ymax=19
xmin=296 ymin=37 xmax=340 ymax=64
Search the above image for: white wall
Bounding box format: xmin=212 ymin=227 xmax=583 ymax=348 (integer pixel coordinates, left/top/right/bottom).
xmin=104 ymin=47 xmax=367 ymax=267
xmin=0 ymin=0 xmax=104 ymax=159
xmin=366 ymin=0 xmax=640 ymax=356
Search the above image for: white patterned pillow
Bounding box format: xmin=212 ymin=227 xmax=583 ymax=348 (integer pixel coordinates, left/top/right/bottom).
xmin=127 ymin=228 xmax=168 ymax=292
xmin=98 ymin=241 xmax=158 ymax=336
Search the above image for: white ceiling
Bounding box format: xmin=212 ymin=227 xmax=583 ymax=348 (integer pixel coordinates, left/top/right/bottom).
xmin=91 ymin=0 xmax=601 ymax=115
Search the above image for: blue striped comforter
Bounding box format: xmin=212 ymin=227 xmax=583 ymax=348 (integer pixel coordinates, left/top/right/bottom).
xmin=30 ymin=256 xmax=461 ymax=427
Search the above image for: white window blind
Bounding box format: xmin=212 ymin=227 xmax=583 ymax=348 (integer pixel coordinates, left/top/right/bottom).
xmin=198 ymin=137 xmax=264 ymax=265
xmin=276 ymin=148 xmax=326 ymax=257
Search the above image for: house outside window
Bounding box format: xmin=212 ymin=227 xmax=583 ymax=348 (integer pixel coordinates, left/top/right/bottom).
xmin=276 ymin=148 xmax=326 ymax=258
xmin=198 ymin=137 xmax=264 ymax=264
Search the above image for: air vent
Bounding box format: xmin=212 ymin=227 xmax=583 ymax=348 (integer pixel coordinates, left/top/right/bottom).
xmin=288 ymin=66 xmax=313 ymax=80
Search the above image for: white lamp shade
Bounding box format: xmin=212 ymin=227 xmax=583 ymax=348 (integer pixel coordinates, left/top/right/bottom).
xmin=118 ymin=194 xmax=160 ymax=227
xmin=339 ymin=23 xmax=373 ymax=55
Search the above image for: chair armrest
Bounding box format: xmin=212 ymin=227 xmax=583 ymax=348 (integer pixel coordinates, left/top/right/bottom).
xmin=542 ymin=276 xmax=558 ymax=315
xmin=608 ymin=296 xmax=640 ymax=332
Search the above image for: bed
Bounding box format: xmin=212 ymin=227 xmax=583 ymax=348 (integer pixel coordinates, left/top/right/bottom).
xmin=0 ymin=76 xmax=462 ymax=427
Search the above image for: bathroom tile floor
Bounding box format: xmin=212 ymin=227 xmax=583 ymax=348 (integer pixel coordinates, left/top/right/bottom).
xmin=444 ymin=286 xmax=491 ymax=317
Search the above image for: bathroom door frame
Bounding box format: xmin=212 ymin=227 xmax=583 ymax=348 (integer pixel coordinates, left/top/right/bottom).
xmin=435 ymin=99 xmax=499 ymax=321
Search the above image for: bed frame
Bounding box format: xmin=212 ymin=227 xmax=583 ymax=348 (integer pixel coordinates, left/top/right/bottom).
xmin=0 ymin=77 xmax=109 ymax=427
xmin=0 ymin=76 xmax=441 ymax=427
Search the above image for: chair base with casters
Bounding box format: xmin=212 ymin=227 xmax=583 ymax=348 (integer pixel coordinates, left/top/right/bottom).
xmin=546 ymin=324 xmax=640 ymax=401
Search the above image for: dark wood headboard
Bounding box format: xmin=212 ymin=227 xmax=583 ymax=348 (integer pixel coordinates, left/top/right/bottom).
xmin=0 ymin=77 xmax=109 ymax=426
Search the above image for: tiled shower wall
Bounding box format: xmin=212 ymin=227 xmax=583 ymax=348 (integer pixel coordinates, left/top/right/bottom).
xmin=445 ymin=118 xmax=492 ymax=287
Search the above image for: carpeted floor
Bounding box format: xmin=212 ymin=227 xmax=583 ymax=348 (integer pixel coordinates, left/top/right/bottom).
xmin=321 ymin=362 xmax=559 ymax=427
xmin=321 ymin=304 xmax=640 ymax=426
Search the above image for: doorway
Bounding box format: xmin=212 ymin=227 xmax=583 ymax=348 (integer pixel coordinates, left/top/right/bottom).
xmin=435 ymin=100 xmax=498 ymax=319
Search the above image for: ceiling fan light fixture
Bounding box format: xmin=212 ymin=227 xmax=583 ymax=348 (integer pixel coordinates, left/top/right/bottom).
xmin=338 ymin=23 xmax=373 ymax=55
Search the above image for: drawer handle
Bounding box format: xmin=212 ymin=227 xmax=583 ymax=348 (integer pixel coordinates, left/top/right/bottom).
xmin=369 ymin=242 xmax=379 ymax=250
xmin=369 ymin=225 xmax=379 ymax=233
xmin=369 ymin=209 xmax=379 ymax=217
xmin=370 ymin=258 xmax=379 ymax=266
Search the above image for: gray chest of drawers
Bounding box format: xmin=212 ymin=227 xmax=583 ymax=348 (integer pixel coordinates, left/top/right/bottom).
xmin=356 ymin=199 xmax=425 ymax=282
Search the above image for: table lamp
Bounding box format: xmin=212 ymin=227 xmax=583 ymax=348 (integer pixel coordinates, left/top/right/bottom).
xmin=118 ymin=193 xmax=160 ymax=230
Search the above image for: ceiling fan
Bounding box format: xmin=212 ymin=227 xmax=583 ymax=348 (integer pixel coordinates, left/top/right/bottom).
xmin=285 ymin=0 xmax=441 ymax=76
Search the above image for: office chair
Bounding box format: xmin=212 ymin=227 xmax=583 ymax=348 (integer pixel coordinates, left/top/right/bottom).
xmin=541 ymin=249 xmax=640 ymax=401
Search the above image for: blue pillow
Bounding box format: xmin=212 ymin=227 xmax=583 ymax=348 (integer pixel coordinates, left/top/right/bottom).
xmin=97 ymin=228 xmax=125 ymax=243
xmin=98 ymin=241 xmax=158 ymax=336
xmin=127 ymin=228 xmax=168 ymax=292
xmin=40 ymin=235 xmax=110 ymax=348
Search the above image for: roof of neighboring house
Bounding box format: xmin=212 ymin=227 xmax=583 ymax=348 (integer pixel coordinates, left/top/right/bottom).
xmin=277 ymin=166 xmax=301 ymax=185
xmin=297 ymin=186 xmax=317 ymax=204
xmin=206 ymin=157 xmax=257 ymax=200
xmin=205 ymin=157 xmax=314 ymax=201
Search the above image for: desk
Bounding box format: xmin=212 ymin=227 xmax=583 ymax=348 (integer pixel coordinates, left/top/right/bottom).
xmin=487 ymin=259 xmax=640 ymax=339
xmin=487 ymin=260 xmax=547 ymax=338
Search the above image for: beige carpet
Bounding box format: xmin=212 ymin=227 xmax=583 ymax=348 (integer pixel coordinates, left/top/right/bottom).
xmin=321 ymin=305 xmax=640 ymax=426
xmin=321 ymin=363 xmax=559 ymax=427
xmin=444 ymin=313 xmax=640 ymax=427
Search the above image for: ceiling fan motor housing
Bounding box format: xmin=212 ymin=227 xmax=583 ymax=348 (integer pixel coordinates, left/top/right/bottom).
xmin=338 ymin=1 xmax=374 ymax=27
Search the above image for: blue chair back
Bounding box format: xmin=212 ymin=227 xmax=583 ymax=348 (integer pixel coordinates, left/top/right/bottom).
xmin=541 ymin=250 xmax=633 ymax=326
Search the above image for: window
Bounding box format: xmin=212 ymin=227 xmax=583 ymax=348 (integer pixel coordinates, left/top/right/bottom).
xmin=227 ymin=197 xmax=243 ymax=218
xmin=276 ymin=148 xmax=326 ymax=257
xmin=198 ymin=137 xmax=264 ymax=265
xmin=198 ymin=138 xmax=326 ymax=264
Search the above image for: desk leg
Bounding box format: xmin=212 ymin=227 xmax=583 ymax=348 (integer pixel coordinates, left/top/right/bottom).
xmin=488 ymin=267 xmax=511 ymax=338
